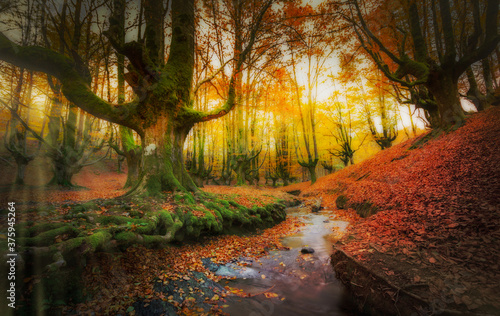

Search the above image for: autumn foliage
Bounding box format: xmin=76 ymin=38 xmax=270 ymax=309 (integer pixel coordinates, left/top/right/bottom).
xmin=293 ymin=107 xmax=500 ymax=312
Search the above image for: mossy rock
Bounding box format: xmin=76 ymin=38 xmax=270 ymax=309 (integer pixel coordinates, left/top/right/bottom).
xmin=351 ymin=202 xmax=379 ymax=218
xmin=70 ymin=202 xmax=99 ymax=214
xmin=336 ymin=195 xmax=349 ymax=210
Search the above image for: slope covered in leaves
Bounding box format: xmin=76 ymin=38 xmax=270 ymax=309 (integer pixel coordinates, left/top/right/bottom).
xmin=295 ymin=107 xmax=500 ymax=313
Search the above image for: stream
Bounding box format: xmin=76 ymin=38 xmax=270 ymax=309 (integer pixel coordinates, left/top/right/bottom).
xmin=214 ymin=206 xmax=359 ymax=316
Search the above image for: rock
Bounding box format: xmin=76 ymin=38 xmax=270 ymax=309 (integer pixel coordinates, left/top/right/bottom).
xmin=335 ymin=195 xmax=349 ymax=210
xmin=323 ymin=220 xmax=330 ymax=223
xmin=311 ymin=197 xmax=323 ymax=212
xmin=201 ymin=258 xmax=219 ymax=273
xmin=301 ymin=247 xmax=315 ymax=254
xmin=133 ymin=299 xmax=177 ymax=316
xmin=286 ymin=190 xmax=301 ymax=196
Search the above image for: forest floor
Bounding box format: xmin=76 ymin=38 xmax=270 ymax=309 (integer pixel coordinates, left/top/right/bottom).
xmin=285 ymin=106 xmax=500 ymax=315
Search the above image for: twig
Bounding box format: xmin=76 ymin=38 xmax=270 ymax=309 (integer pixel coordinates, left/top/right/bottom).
xmin=248 ymin=284 xmax=276 ymax=297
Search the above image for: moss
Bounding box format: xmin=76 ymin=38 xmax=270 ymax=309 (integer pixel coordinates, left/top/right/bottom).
xmin=115 ymin=231 xmax=139 ymax=245
xmin=228 ymin=200 xmax=239 ymax=207
xmin=28 ymin=222 xmax=66 ymax=237
xmin=174 ymin=192 xmax=196 ymax=205
xmin=135 ymin=216 xmax=158 ymax=234
xmin=36 ymin=266 xmax=84 ymax=312
xmin=96 ymin=215 xmax=134 ymax=225
xmin=142 ymin=235 xmax=169 ymax=247
xmin=19 ymin=225 xmax=79 ymax=247
xmin=80 ymin=202 xmax=99 ymax=211
xmin=58 ymin=230 xmax=112 ymax=255
xmin=159 ymin=210 xmax=174 ymax=226
xmin=145 ymin=174 xmax=163 ymax=196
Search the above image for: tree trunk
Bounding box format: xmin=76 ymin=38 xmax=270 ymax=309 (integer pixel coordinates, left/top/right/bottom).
xmin=427 ymin=72 xmax=465 ymax=127
xmin=50 ymin=158 xmax=78 ymax=187
xmin=120 ymin=126 xmax=141 ymax=188
xmin=233 ymin=156 xmax=247 ymax=186
xmin=123 ymin=148 xmax=141 ymax=188
xmin=15 ymin=162 xmax=26 ymax=185
xmin=308 ymin=165 xmax=317 ymax=184
xmin=136 ymin=115 xmax=197 ymax=195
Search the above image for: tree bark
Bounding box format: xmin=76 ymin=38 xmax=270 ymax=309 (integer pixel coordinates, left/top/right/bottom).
xmin=427 ymin=71 xmax=465 ymax=127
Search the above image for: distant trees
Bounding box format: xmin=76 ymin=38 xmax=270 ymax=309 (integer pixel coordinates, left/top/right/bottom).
xmin=284 ymin=2 xmax=333 ymax=184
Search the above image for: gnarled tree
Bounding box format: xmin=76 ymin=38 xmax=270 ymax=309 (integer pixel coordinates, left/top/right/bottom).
xmin=0 ymin=0 xmax=274 ymax=195
xmin=341 ymin=0 xmax=499 ymax=128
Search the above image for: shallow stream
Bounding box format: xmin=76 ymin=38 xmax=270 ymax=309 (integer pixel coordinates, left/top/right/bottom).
xmin=215 ymin=206 xmax=359 ymax=315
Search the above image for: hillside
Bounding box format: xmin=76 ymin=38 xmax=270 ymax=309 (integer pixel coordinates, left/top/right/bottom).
xmin=287 ymin=106 xmax=500 ymax=314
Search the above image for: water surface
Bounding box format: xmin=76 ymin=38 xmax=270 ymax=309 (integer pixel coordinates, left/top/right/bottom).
xmin=217 ymin=206 xmax=359 ymax=316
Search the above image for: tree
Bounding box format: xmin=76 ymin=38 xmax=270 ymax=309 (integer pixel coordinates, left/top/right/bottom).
xmin=0 ymin=0 xmax=274 ymax=195
xmin=327 ymin=94 xmax=365 ymax=167
xmin=361 ymin=71 xmax=398 ymax=150
xmin=342 ymin=0 xmax=500 ymax=128
xmin=109 ymin=0 xmax=142 ymax=188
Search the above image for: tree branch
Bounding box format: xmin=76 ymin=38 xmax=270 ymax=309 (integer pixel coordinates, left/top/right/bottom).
xmin=0 ymin=32 xmax=143 ymax=134
xmin=181 ymin=0 xmax=274 ymax=124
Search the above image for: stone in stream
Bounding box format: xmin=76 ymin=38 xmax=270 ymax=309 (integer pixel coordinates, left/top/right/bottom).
xmin=311 ymin=197 xmax=323 ymax=212
xmin=301 ymin=247 xmax=315 ymax=254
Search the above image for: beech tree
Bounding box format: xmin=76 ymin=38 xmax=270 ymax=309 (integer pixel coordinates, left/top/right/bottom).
xmin=0 ymin=0 xmax=274 ymax=195
xmin=342 ymin=0 xmax=499 ymax=128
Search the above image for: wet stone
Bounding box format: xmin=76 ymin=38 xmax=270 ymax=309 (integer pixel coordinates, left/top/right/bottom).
xmin=301 ymin=247 xmax=315 ymax=254
xmin=201 ymin=257 xmax=219 ymax=273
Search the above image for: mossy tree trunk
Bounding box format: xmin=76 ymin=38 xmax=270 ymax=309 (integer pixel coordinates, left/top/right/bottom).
xmin=120 ymin=127 xmax=142 ymax=188
xmin=112 ymin=0 xmax=142 ymax=189
xmin=47 ymin=104 xmax=107 ymax=187
xmin=426 ymin=70 xmax=465 ymax=127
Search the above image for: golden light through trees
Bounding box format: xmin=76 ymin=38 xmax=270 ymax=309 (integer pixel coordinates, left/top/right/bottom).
xmin=0 ymin=0 xmax=497 ymax=189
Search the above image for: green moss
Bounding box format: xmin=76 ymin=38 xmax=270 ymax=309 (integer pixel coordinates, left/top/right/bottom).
xmin=159 ymin=210 xmax=174 ymax=227
xmin=58 ymin=230 xmax=111 ymax=255
xmin=145 ymin=174 xmax=162 ymax=196
xmin=19 ymin=225 xmax=79 ymax=247
xmin=229 ymin=200 xmax=239 ymax=207
xmin=28 ymin=222 xmax=66 ymax=237
xmin=184 ymin=193 xmax=196 ymax=204
xmin=115 ymin=231 xmax=139 ymax=245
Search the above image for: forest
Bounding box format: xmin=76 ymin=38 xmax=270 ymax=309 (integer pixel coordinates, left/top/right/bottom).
xmin=0 ymin=0 xmax=498 ymax=315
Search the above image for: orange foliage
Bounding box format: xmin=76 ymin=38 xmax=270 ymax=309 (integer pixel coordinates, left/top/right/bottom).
xmin=297 ymin=107 xmax=500 ymax=311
